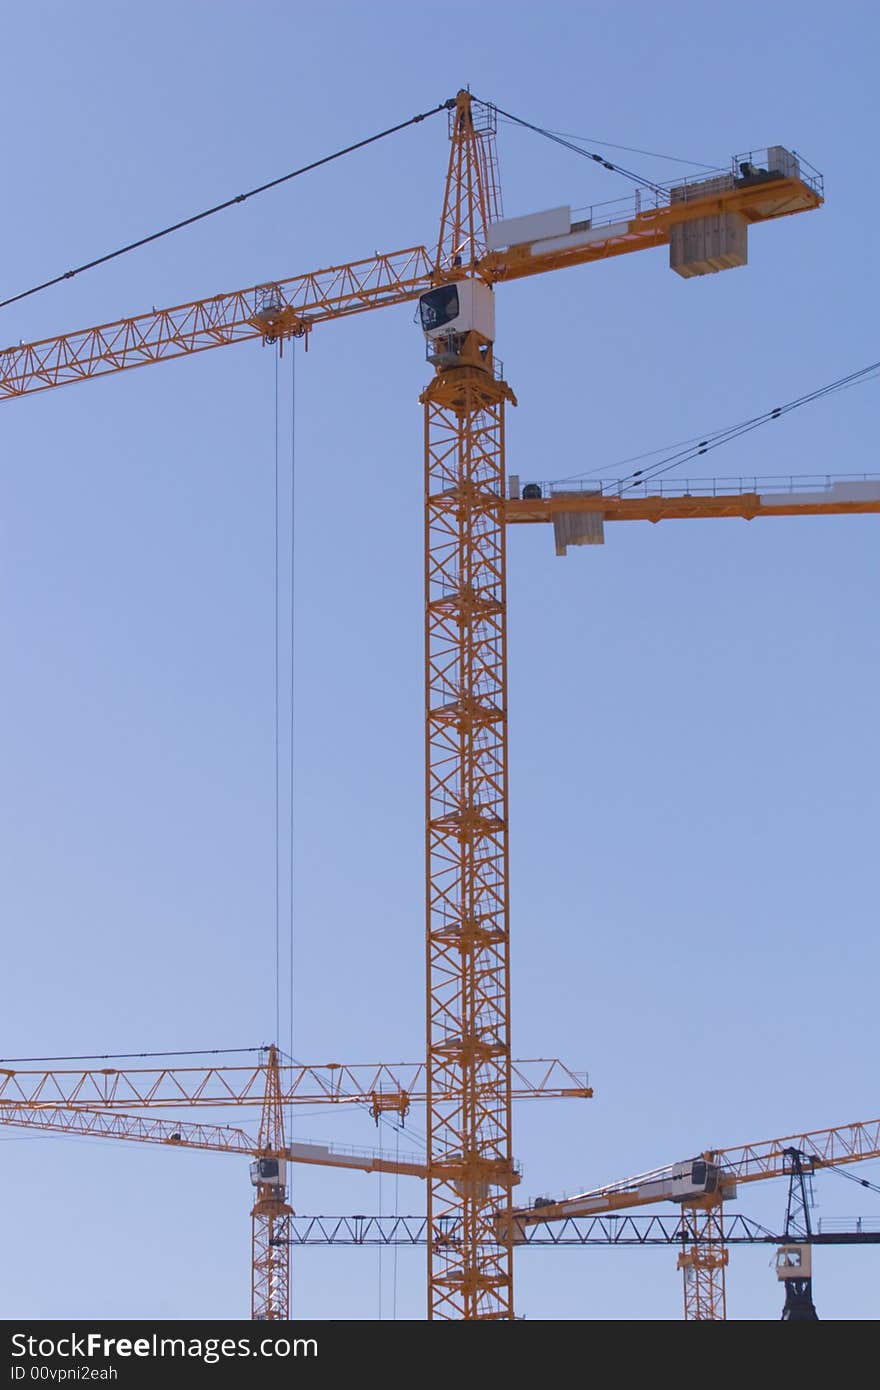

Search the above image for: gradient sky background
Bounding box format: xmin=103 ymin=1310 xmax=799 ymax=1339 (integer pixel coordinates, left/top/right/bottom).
xmin=1 ymin=0 xmax=878 ymax=1322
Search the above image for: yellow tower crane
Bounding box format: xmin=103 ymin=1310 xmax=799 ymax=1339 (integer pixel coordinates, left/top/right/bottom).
xmin=0 ymin=1049 xmax=588 ymax=1318
xmin=1 ymin=91 xmax=824 ymax=1319
xmin=502 ymin=1116 xmax=880 ymax=1318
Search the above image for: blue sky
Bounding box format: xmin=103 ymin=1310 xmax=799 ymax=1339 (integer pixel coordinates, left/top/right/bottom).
xmin=0 ymin=0 xmax=878 ymax=1321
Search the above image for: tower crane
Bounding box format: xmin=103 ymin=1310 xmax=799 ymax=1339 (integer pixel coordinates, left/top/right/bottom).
xmin=1 ymin=91 xmax=824 ymax=1319
xmin=500 ymin=1116 xmax=880 ymax=1319
xmin=776 ymin=1148 xmax=820 ymax=1320
xmin=0 ymin=1047 xmax=589 ymax=1318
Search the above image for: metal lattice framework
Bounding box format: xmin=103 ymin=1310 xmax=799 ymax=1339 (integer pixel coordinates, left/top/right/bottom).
xmin=0 ymin=249 xmax=434 ymax=399
xmin=281 ymin=1212 xmax=880 ymax=1246
xmin=422 ymin=93 xmax=519 ymax=1321
xmin=677 ymin=1202 xmax=728 ymax=1321
xmin=423 ymin=373 xmax=516 ymax=1319
xmin=0 ymin=1046 xmax=589 ymax=1319
xmin=681 ymin=1114 xmax=880 ymax=1318
xmin=0 ymin=117 xmax=820 ymax=407
xmin=0 ymin=1055 xmax=586 ymax=1110
xmin=714 ymin=1118 xmax=880 ymax=1180
xmin=434 ymin=99 xmax=500 ymax=270
xmin=504 ymin=1115 xmax=880 ymax=1319
xmin=250 ymin=1048 xmax=292 ymax=1320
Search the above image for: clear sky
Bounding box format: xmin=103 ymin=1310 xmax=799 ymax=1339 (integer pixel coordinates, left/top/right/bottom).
xmin=1 ymin=0 xmax=878 ymax=1322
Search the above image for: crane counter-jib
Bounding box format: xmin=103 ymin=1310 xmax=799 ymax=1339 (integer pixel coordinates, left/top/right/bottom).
xmin=506 ymin=479 xmax=880 ymax=532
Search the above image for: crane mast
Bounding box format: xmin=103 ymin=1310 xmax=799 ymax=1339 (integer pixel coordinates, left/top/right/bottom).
xmin=423 ymin=93 xmax=517 ymax=1320
xmin=249 ymin=1046 xmax=292 ymax=1320
xmin=777 ymin=1148 xmax=819 ymax=1320
xmin=677 ymin=1201 xmax=727 ymax=1320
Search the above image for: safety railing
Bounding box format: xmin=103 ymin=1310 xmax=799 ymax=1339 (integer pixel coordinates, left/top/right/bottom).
xmin=513 ymin=473 xmax=880 ymax=501
xmin=568 ymin=147 xmax=822 ymax=233
xmin=288 ymin=1136 xmax=424 ymax=1165
xmin=817 ymin=1216 xmax=880 ymax=1234
xmin=732 ymin=148 xmax=824 ymax=198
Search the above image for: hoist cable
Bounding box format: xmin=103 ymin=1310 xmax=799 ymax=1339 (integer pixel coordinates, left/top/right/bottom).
xmin=483 ymin=99 xmax=666 ymax=196
xmin=0 ymin=100 xmax=452 ymax=312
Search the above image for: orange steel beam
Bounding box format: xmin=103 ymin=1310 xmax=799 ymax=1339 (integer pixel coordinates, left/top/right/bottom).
xmin=422 ymin=93 xmax=518 ymax=1322
xmin=510 ymin=1117 xmax=880 ymax=1224
xmin=677 ymin=1201 xmax=728 ymax=1321
xmin=486 ymin=170 xmax=821 ymax=285
xmin=507 ymin=1116 xmax=880 ymax=1321
xmin=0 ymin=1105 xmax=432 ymax=1178
xmin=506 ymin=492 xmax=880 ymax=526
xmin=712 ymin=1116 xmax=880 ymax=1183
xmin=0 ymin=1044 xmax=436 ymax=1325
xmin=678 ymin=1118 xmax=880 ymax=1321
xmin=0 ymin=247 xmax=434 ymax=400
xmin=0 ymin=1105 xmax=257 ymax=1153
xmin=251 ymin=1046 xmax=292 ymax=1319
xmin=0 ymin=1056 xmax=591 ymax=1110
